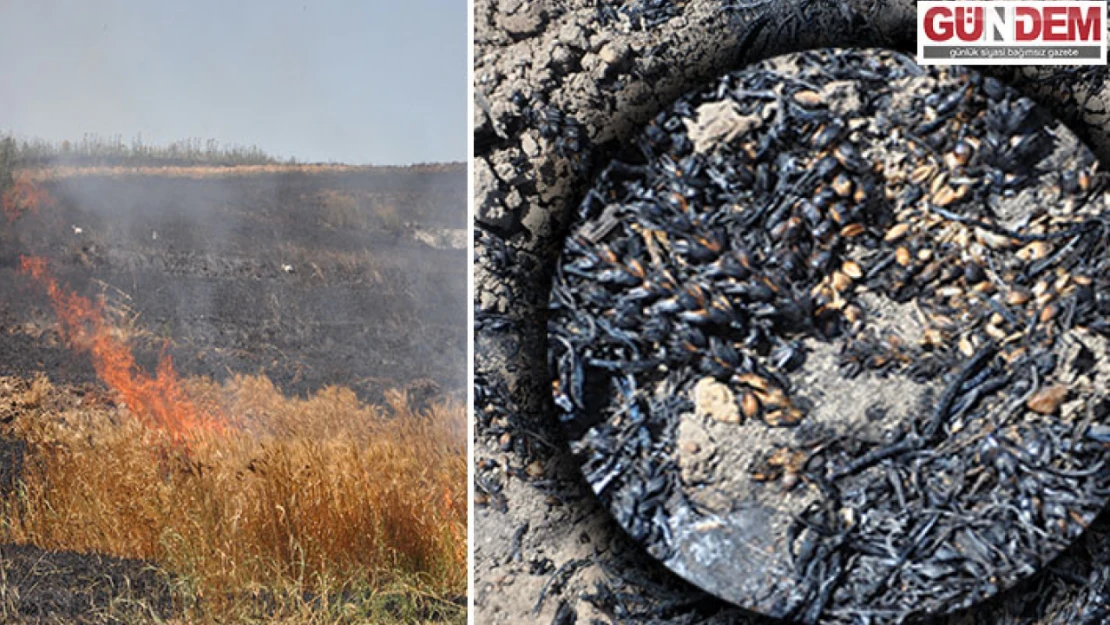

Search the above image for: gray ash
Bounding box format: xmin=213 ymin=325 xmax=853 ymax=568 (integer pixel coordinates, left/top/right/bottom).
xmin=548 ymin=48 xmax=1110 ymax=624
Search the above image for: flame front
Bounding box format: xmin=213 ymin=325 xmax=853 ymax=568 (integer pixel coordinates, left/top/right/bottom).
xmin=20 ymin=256 xmax=223 ymax=443
xmin=2 ymin=173 xmax=55 ymax=223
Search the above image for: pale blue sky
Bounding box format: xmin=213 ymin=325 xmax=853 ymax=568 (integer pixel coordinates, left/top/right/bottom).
xmin=0 ymin=1 xmax=466 ymax=165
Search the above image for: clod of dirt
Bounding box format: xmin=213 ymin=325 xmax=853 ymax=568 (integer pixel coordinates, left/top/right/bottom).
xmin=496 ymin=2 xmax=548 ymax=38
xmin=692 ymin=377 xmax=739 ymax=424
xmin=685 ymin=99 xmax=772 ymax=153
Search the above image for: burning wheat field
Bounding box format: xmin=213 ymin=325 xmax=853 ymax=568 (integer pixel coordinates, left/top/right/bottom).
xmin=0 ymin=152 xmax=467 ymax=623
xmin=0 ymin=3 xmax=466 ymax=622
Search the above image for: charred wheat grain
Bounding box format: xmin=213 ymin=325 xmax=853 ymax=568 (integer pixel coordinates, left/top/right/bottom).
xmin=548 ymin=48 xmax=1110 ymax=624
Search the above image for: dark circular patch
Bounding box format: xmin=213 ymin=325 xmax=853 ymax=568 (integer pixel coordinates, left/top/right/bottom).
xmin=548 ymin=48 xmax=1110 ymax=623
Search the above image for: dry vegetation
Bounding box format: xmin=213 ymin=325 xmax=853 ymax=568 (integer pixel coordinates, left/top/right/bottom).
xmin=0 ymin=135 xmax=467 ymax=622
xmin=20 ymin=162 xmax=463 ymax=182
xmin=315 ymin=190 xmax=417 ymax=236
xmin=0 ymin=374 xmax=466 ymax=623
xmin=1 ymin=132 xmax=464 ymax=180
xmin=7 ymin=133 xmax=282 ymax=168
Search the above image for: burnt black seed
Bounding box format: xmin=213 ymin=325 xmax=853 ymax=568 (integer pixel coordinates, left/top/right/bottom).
xmin=812 ymin=220 xmax=834 ymax=240
xmin=812 ymin=157 xmax=840 ymax=183
xmin=815 ymin=184 xmax=838 ymax=207
xmin=772 ymin=341 xmax=806 ymax=372
xmin=808 ymin=249 xmax=834 ymax=274
xmin=812 ymin=120 xmax=845 ymax=150
xmin=1034 ymin=352 xmax=1057 ymax=377
xmin=939 ymin=264 xmax=963 ymax=284
xmin=780 ymin=250 xmax=806 ymax=278
xmin=964 ymin=261 xmax=986 ymax=284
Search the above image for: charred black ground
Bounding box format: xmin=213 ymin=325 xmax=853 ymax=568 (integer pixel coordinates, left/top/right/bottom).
xmin=548 ymin=49 xmax=1110 ymax=622
xmin=1 ymin=167 xmax=466 ymax=405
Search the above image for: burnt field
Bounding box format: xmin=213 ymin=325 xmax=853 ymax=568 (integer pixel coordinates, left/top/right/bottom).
xmin=1 ymin=165 xmax=466 ymax=403
xmin=0 ymin=163 xmax=467 ymax=624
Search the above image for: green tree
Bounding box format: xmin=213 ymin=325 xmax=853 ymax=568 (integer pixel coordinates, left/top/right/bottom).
xmin=0 ymin=135 xmax=15 ymax=194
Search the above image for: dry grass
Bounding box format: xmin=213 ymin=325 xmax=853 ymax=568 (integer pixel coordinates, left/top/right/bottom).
xmin=318 ymin=190 xmax=370 ymax=230
xmin=0 ymin=374 xmax=465 ymax=622
xmin=315 ymin=190 xmax=409 ymax=236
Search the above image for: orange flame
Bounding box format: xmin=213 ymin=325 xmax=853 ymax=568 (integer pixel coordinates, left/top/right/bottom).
xmin=20 ymin=256 xmax=224 ymax=443
xmin=2 ymin=173 xmax=55 ymax=223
